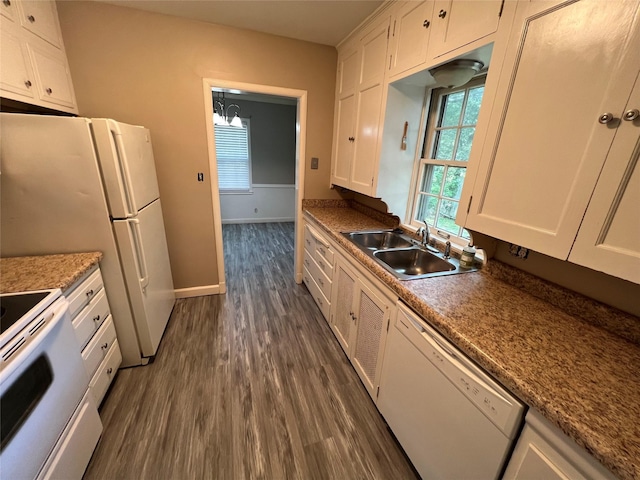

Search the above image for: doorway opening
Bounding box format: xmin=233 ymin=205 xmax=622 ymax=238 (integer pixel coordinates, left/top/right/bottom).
xmin=202 ymin=79 xmax=308 ymax=294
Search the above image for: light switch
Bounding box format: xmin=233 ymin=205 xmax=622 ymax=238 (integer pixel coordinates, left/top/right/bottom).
xmin=311 ymin=157 xmax=319 ymax=169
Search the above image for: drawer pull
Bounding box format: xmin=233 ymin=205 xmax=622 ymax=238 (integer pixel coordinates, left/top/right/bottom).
xmin=27 ymin=14 xmax=35 ymax=22
xmin=86 ymin=289 xmax=94 ymax=298
xmin=93 ymin=315 xmax=101 ymax=323
xmin=304 ymin=259 xmax=310 ymax=266
xmin=318 ymin=277 xmax=324 ymax=287
xmin=107 ymin=367 xmax=113 ymax=375
xmin=24 ymin=80 xmax=32 ymax=88
xmin=101 ymin=342 xmax=109 ymax=350
xmin=45 ymin=87 xmax=53 ymax=95
xmin=316 ymin=297 xmax=323 ymax=306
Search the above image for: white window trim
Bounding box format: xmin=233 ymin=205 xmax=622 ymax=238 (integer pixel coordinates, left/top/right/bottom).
xmin=407 ymin=76 xmax=486 ymax=249
xmin=215 ymin=117 xmax=253 ymax=194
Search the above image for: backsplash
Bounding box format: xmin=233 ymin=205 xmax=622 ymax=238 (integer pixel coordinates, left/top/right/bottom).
xmin=485 ymin=260 xmax=640 ymax=346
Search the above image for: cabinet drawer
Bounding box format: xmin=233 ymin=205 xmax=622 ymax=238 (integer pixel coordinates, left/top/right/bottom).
xmin=315 ymin=242 xmax=334 ymax=267
xmin=72 ymin=288 xmax=110 ymax=350
xmin=89 ymin=339 xmax=122 ymax=407
xmin=303 ymin=266 xmax=330 ymax=321
xmin=67 ymin=268 xmax=103 ymax=319
xmin=82 ymin=316 xmax=117 ymax=379
xmin=307 ymin=250 xmax=332 ymax=300
xmin=315 ymin=251 xmax=334 ymax=277
xmin=304 ymin=225 xmax=315 ymax=252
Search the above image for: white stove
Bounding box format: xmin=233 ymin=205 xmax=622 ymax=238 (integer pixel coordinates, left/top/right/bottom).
xmin=0 ymin=289 xmax=96 ymax=479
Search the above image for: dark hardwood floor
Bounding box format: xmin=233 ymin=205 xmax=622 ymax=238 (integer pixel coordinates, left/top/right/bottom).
xmin=84 ymin=222 xmax=418 ymax=479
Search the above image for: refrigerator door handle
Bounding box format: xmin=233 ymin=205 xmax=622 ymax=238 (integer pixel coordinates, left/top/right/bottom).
xmin=110 ymin=124 xmax=138 ymax=218
xmin=128 ymin=218 xmax=150 ymax=291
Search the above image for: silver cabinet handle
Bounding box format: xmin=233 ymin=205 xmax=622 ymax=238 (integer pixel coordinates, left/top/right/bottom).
xmin=93 ymin=315 xmax=101 ymax=322
xmin=24 ymin=80 xmax=31 ymax=88
xmin=438 ymin=9 xmax=447 ymax=18
xmin=45 ymin=87 xmax=52 ymax=95
xmin=423 ymin=19 xmax=430 ymax=28
xmin=101 ymin=342 xmax=109 ymax=350
xmin=107 ymin=367 xmax=113 ymax=375
xmin=598 ymin=112 xmax=615 ymax=124
xmin=86 ymin=289 xmax=94 ymax=297
xmin=27 ymin=14 xmax=35 ymax=22
xmin=623 ymin=109 xmax=639 ymax=121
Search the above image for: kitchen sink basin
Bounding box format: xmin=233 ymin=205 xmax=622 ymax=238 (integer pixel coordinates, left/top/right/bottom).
xmin=342 ymin=229 xmax=478 ymax=280
xmin=374 ymin=248 xmax=455 ymax=279
xmin=343 ymin=231 xmax=414 ymax=250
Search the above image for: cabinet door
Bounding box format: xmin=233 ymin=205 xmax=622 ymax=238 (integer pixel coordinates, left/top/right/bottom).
xmin=351 ymin=278 xmax=392 ymax=400
xmin=0 ymin=20 xmax=35 ymax=99
xmin=389 ymin=1 xmax=434 ymax=78
xmin=329 ymin=257 xmax=358 ymax=356
xmin=1 ymin=0 xmax=17 ymax=21
xmin=569 ymin=72 xmax=640 ymax=284
xmin=428 ymin=0 xmax=503 ymax=59
xmin=16 ymin=0 xmax=62 ymax=48
xmin=28 ymin=42 xmax=76 ymax=108
xmin=332 ymin=45 xmax=359 ymax=187
xmin=350 ymin=16 xmax=390 ymax=195
xmin=461 ymin=0 xmax=640 ymax=260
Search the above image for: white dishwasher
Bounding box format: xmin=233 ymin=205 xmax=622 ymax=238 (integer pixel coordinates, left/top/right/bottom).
xmin=378 ymin=302 xmax=525 ymax=480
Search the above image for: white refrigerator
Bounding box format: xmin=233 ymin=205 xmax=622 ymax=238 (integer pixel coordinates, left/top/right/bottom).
xmin=0 ymin=113 xmax=175 ymax=367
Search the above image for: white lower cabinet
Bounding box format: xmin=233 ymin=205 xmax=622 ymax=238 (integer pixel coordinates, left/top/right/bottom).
xmin=65 ymin=265 xmax=122 ymax=407
xmin=504 ymin=410 xmax=616 ymax=480
xmin=303 ymin=220 xmax=335 ymax=322
xmin=329 ymin=252 xmax=395 ymax=401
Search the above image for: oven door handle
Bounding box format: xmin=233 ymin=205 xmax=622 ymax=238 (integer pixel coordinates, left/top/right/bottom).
xmin=0 ymin=300 xmax=68 ymax=383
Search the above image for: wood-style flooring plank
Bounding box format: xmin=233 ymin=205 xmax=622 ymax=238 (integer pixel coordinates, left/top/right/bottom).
xmin=83 ymin=222 xmax=418 ymax=480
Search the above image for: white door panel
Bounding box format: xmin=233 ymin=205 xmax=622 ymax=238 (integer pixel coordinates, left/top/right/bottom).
xmin=92 ymin=119 xmax=160 ymax=218
xmin=113 ymin=199 xmax=175 ymax=357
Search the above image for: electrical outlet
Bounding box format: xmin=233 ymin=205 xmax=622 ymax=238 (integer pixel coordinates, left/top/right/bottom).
xmin=508 ymin=244 xmax=529 ymax=259
xmin=311 ymin=157 xmax=319 ymax=169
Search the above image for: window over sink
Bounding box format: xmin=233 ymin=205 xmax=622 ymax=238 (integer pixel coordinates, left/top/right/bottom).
xmin=409 ymin=76 xmax=485 ymax=242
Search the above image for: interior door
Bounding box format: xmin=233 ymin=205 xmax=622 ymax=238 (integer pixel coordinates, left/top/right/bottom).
xmin=92 ymin=119 xmax=160 ymax=218
xmin=112 ymin=199 xmax=175 ymax=357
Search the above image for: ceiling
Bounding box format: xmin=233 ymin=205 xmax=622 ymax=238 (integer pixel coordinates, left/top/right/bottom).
xmin=92 ymin=0 xmax=385 ymax=46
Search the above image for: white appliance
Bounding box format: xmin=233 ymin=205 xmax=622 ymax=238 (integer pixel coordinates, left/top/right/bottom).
xmin=378 ymin=302 xmax=525 ymax=479
xmin=0 ymin=113 xmax=176 ymax=367
xmin=0 ymin=290 xmax=102 ymax=479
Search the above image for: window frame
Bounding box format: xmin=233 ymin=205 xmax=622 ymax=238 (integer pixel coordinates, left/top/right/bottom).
xmin=215 ymin=117 xmax=253 ymax=194
xmin=408 ymin=76 xmax=486 ymax=243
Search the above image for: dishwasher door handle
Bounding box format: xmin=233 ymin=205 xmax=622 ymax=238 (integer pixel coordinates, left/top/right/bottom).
xmin=404 ymin=313 xmax=456 ymax=358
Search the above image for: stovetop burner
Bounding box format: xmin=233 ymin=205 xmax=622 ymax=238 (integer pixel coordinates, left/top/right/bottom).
xmin=0 ymin=292 xmax=50 ymax=335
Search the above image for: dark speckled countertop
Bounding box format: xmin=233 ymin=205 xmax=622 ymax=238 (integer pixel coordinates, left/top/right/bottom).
xmin=0 ymin=252 xmax=103 ymax=293
xmin=304 ymin=205 xmax=640 ymax=480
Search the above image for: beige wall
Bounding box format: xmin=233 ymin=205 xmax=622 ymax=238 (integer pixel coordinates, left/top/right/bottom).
xmin=56 ymin=1 xmax=340 ymax=290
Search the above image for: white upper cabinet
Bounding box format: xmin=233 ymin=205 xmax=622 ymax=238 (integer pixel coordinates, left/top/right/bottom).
xmin=16 ymin=0 xmax=62 ymax=48
xmin=568 ymin=73 xmax=640 ymax=284
xmin=331 ymin=14 xmax=391 ymax=195
xmin=427 ymin=0 xmax=504 ymax=60
xmin=332 ymin=44 xmax=359 ymax=187
xmin=0 ymin=0 xmax=77 ymax=113
xmin=389 ymin=1 xmax=434 ymax=78
xmin=459 ymin=0 xmax=640 ymax=280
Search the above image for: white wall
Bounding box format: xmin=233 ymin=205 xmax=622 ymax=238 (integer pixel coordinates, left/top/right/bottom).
xmin=220 ymin=184 xmax=295 ymax=223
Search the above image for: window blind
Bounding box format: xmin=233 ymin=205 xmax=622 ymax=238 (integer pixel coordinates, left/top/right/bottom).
xmin=215 ymin=120 xmax=251 ymax=192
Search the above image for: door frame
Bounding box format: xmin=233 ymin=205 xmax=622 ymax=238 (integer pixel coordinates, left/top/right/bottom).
xmin=202 ymin=79 xmax=308 ymax=293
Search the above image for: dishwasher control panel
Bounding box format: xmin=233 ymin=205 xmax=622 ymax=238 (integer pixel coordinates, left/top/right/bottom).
xmin=396 ymin=304 xmax=525 ymax=439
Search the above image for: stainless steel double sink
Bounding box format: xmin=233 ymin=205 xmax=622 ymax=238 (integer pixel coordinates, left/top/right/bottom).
xmin=342 ymin=230 xmax=477 ymax=280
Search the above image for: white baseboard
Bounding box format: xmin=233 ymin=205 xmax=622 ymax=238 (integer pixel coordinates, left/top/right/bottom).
xmin=222 ymin=217 xmax=295 ymax=224
xmin=174 ymin=284 xmax=222 ymax=298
